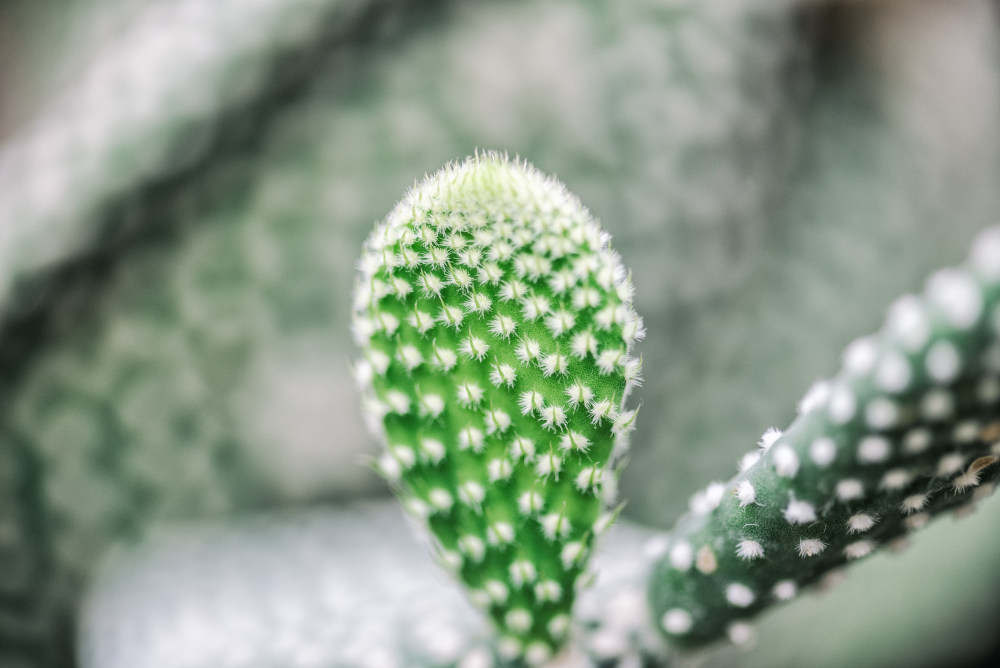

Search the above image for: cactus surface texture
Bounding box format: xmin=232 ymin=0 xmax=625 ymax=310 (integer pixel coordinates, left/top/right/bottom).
xmin=650 ymin=227 xmax=1000 ymax=647
xmin=352 ymin=153 xmax=643 ymax=662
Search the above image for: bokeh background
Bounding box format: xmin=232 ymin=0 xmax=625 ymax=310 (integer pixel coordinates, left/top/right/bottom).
xmin=1 ymin=0 xmax=999 ymax=666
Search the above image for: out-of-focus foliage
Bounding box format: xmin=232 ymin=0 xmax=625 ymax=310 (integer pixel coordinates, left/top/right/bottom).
xmin=78 ymin=501 xmax=663 ymax=668
xmin=0 ymin=0 xmax=998 ymax=667
xmin=77 ymin=494 xmax=1000 ymax=668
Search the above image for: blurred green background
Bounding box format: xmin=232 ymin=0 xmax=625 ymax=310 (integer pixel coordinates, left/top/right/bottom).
xmin=1 ymin=0 xmax=999 ymax=666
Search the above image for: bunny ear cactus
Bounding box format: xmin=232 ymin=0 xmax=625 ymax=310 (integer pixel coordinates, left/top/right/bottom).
xmin=352 ymin=153 xmax=644 ymax=663
xmin=650 ymin=227 xmax=1000 ymax=648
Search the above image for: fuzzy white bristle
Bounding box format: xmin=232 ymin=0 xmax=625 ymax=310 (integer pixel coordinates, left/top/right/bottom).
xmin=661 ymin=609 xmax=693 ymax=635
xmin=725 ymin=583 xmax=756 ymax=608
xmin=772 ymin=580 xmax=797 ymax=601
xmin=836 ymin=478 xmax=864 ymax=502
xmin=736 ymin=480 xmax=756 ymax=507
xmin=901 ymin=493 xmax=929 ymax=514
xmin=865 ymin=397 xmax=899 ymax=430
xmin=903 ymin=428 xmax=932 ymax=455
xmin=844 ymin=540 xmax=874 ymax=560
xmin=728 ymin=622 xmax=756 ymax=647
xmin=843 ymin=337 xmax=878 ymax=375
xmin=690 ymin=482 xmax=726 ymax=515
xmin=669 ymin=542 xmax=694 ymax=571
xmin=828 ymin=386 xmax=857 ymax=424
xmin=739 ymin=450 xmax=762 ymax=472
xmin=736 ymin=539 xmax=765 ymax=560
xmin=880 ymin=468 xmax=912 ymax=491
xmin=921 ymin=389 xmax=954 ymax=421
xmin=798 ymin=380 xmax=831 ymax=414
xmin=886 ymin=295 xmax=930 ymax=352
xmin=925 ymin=340 xmax=961 ymax=383
xmin=758 ymin=427 xmax=782 ymax=451
xmin=809 ymin=437 xmax=837 ymax=467
xmin=783 ymin=498 xmax=817 ymax=525
xmin=953 ymin=470 xmax=981 ymax=492
xmin=971 ymin=227 xmax=1000 ymax=280
xmin=517 ymin=490 xmax=543 ymax=515
xmin=926 ymin=268 xmax=982 ymax=330
xmin=504 ymin=609 xmax=532 ymax=633
xmin=797 ymin=538 xmax=826 ymax=558
xmin=875 ymin=351 xmax=912 ymax=393
xmin=772 ymin=444 xmax=799 ymax=478
xmin=847 ymin=513 xmax=877 ymax=534
xmin=509 ymin=560 xmax=537 ymax=587
xmin=857 ymin=436 xmax=891 ymax=464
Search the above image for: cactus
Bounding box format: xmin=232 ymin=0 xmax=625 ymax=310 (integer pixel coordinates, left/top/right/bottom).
xmin=649 ymin=227 xmax=1000 ymax=647
xmin=0 ymin=3 xmax=800 ymax=663
xmin=352 ymin=153 xmax=643 ymax=662
xmin=7 ymin=0 xmax=1000 ymax=665
xmin=0 ymin=0 xmax=381 ymax=319
xmin=351 ymin=156 xmax=1000 ymax=660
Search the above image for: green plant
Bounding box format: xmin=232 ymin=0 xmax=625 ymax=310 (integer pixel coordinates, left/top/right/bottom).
xmin=354 ymin=155 xmax=1000 ymax=663
xmin=0 ymin=2 xmax=801 ymax=663
xmin=352 ymin=152 xmax=643 ymax=662
xmin=647 ymin=231 xmax=1000 ymax=646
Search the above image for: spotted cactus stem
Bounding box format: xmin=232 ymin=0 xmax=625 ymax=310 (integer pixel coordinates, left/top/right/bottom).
xmin=650 ymin=227 xmax=1000 ymax=647
xmin=352 ymin=153 xmax=643 ymax=662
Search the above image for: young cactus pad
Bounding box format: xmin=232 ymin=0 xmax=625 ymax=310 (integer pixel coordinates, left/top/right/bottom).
xmin=352 ymin=153 xmax=643 ymax=662
xmin=650 ymin=227 xmax=1000 ymax=647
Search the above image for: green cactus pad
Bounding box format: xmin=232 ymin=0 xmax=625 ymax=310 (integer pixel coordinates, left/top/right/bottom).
xmin=352 ymin=153 xmax=643 ymax=662
xmin=650 ymin=227 xmax=1000 ymax=647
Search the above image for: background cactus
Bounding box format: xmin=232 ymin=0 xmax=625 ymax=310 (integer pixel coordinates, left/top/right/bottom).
xmin=352 ymin=154 xmax=643 ymax=661
xmin=0 ymin=0 xmax=381 ymax=319
xmin=650 ymin=227 xmax=1000 ymax=647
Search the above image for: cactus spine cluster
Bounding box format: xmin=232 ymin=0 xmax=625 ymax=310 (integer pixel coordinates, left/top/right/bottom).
xmin=650 ymin=227 xmax=1000 ymax=647
xmin=352 ymin=153 xmax=643 ymax=662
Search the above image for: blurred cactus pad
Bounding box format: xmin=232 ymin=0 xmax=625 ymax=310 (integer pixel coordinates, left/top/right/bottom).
xmin=352 ymin=154 xmax=642 ymax=661
xmin=651 ymin=228 xmax=1000 ymax=646
xmin=2 ymin=0 xmax=1000 ymax=667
